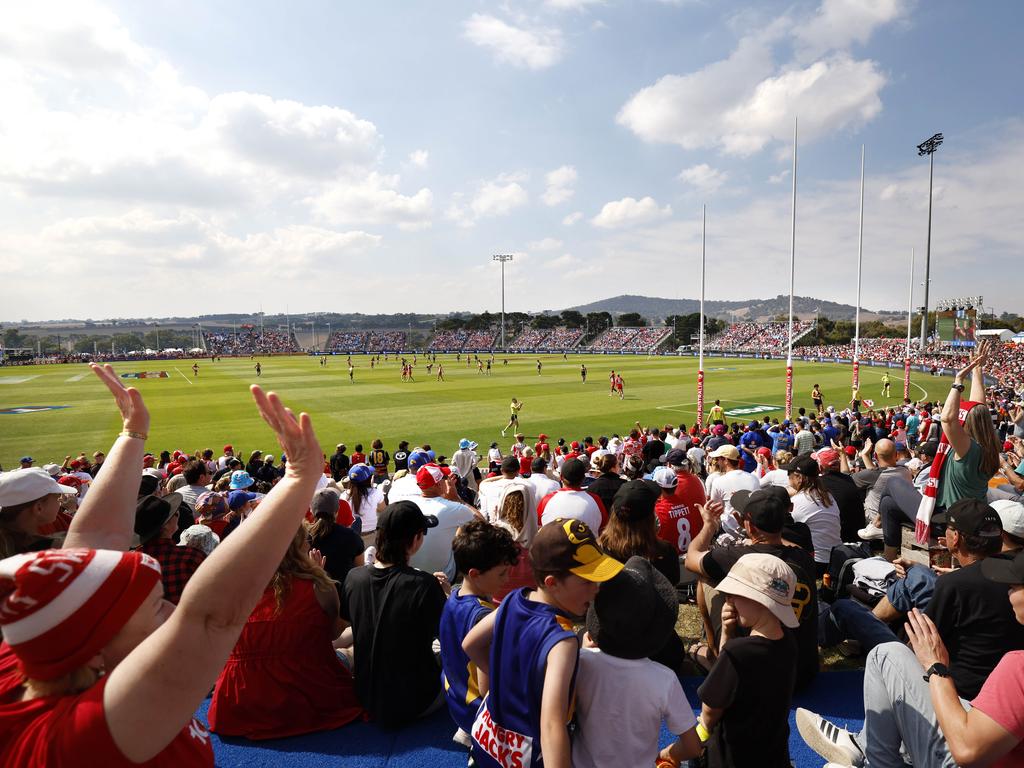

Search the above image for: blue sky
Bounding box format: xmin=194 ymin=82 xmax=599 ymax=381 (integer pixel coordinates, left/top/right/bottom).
xmin=1 ymin=0 xmax=1021 ymax=321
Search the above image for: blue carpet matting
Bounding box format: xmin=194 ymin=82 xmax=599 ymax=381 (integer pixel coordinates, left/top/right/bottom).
xmin=196 ymin=669 xmax=865 ymax=767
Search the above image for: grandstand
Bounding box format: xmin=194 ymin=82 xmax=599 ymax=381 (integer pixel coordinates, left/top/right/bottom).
xmin=586 ymin=326 xmax=673 ymax=352
xmin=324 ymin=331 xmax=367 ymax=352
xmin=509 ymin=328 xmax=549 ymax=350
xmin=366 ymin=331 xmax=406 ymax=351
xmin=705 ymin=321 xmax=814 ymax=352
xmin=204 ymin=328 xmax=299 ymax=355
xmin=507 ymin=327 xmax=584 ymax=351
xmin=429 ymin=330 xmax=468 ymax=351
xmin=463 ymin=329 xmax=497 ymax=349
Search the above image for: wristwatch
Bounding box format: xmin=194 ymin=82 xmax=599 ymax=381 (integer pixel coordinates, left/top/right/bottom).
xmin=950 ymin=383 xmax=965 ymax=392
xmin=923 ymin=662 xmax=951 ymax=682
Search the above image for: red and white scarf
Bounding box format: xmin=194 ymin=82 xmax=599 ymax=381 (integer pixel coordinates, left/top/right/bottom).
xmin=915 ymin=400 xmax=982 ymax=544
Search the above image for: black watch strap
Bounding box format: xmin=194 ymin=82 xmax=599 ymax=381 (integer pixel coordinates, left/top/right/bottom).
xmin=923 ymin=662 xmax=951 ymax=682
xmin=950 ymin=383 xmax=965 ymax=392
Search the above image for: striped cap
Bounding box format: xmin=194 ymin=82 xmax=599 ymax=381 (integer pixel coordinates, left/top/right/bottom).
xmin=0 ymin=549 xmax=162 ymax=680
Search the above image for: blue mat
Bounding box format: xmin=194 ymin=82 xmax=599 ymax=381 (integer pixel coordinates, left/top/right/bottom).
xmin=198 ymin=669 xmax=865 ymax=767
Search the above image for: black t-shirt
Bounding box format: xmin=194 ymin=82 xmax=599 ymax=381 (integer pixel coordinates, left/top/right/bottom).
xmin=330 ymin=451 xmax=351 ymax=480
xmin=310 ymin=524 xmax=364 ymax=601
xmin=702 ymin=543 xmax=819 ymax=690
xmin=587 ymin=473 xmax=625 ymax=513
xmin=393 ymin=450 xmax=409 ymax=472
xmin=369 ymin=449 xmax=390 ymax=474
xmin=341 ymin=563 xmax=447 ymax=727
xmin=925 ymin=558 xmax=1024 ymax=699
xmin=698 ymin=633 xmax=797 ymax=768
xmin=642 ymin=439 xmax=666 ymax=464
xmin=822 ymin=470 xmax=866 ymax=542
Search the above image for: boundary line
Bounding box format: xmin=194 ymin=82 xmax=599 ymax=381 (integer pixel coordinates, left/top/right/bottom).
xmin=65 ymin=373 xmax=87 ymax=382
xmin=173 ymin=367 xmax=194 ymax=385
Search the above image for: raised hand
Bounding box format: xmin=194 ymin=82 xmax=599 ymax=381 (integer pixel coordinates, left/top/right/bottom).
xmin=309 ymin=548 xmax=327 ymax=570
xmin=249 ymin=385 xmax=321 ymax=481
xmin=720 ymin=599 xmax=738 ymax=650
xmin=90 ymin=363 xmax=150 ymax=435
xmin=697 ymin=500 xmax=725 ymax=525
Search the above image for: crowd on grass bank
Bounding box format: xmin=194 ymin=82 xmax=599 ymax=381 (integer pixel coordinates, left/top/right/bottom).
xmin=1 ymin=342 xmax=1024 ymax=766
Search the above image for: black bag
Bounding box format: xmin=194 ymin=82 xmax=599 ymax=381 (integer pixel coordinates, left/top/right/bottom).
xmin=821 ymin=542 xmax=872 ymax=603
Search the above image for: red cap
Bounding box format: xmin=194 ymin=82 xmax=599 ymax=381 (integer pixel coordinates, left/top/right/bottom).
xmin=416 ymin=464 xmax=452 ymax=489
xmin=844 ymin=445 xmax=857 ymax=456
xmin=756 ymin=446 xmax=772 ymax=457
xmin=0 ymin=549 xmax=162 ymax=680
xmin=538 ymin=433 xmax=548 ymax=440
xmin=223 ymin=444 xmax=233 ymax=452
xmin=571 ymin=441 xmax=580 ymax=450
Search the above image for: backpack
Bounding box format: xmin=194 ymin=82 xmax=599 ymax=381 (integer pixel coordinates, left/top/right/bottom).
xmin=821 ymin=542 xmax=873 ymax=604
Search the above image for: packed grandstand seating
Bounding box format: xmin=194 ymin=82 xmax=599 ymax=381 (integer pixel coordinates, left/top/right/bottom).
xmin=542 ymin=328 xmax=584 ymax=349
xmin=366 ymin=331 xmax=406 ymax=351
xmin=587 ymin=327 xmax=642 ymax=351
xmin=509 ymin=328 xmax=550 ymax=350
xmin=324 ymin=331 xmax=367 ymax=351
xmin=626 ymin=327 xmax=672 ymax=351
xmin=204 ymin=328 xmax=299 ymax=355
xmin=463 ymin=330 xmax=497 ymax=348
xmin=705 ymin=321 xmax=813 ymax=352
xmin=429 ymin=330 xmax=468 ymax=350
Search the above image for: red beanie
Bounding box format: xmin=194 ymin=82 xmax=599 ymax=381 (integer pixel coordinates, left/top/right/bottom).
xmin=0 ymin=549 xmax=162 ymax=680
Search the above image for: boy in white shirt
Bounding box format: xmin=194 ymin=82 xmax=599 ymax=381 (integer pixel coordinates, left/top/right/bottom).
xmin=573 ymin=556 xmax=702 ymax=768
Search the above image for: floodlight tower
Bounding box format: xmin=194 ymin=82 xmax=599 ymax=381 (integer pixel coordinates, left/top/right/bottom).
xmin=917 ymin=132 xmax=943 ymax=348
xmin=492 ymin=254 xmax=514 ymax=349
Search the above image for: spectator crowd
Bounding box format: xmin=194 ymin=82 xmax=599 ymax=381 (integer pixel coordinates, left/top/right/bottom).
xmin=2 ymin=339 xmax=1024 ymax=767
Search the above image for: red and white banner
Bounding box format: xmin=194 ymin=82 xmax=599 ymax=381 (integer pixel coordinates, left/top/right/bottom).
xmin=903 ymin=359 xmax=911 ymax=400
xmin=785 ymin=365 xmax=793 ymax=419
xmin=852 ymin=360 xmax=860 ymax=390
xmin=697 ymin=369 xmax=705 ymax=426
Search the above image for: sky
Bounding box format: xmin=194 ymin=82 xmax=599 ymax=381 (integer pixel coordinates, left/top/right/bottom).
xmin=1 ymin=0 xmax=1022 ymax=321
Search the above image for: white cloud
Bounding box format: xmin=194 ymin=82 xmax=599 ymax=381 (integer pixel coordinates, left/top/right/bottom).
xmin=462 ymin=13 xmax=564 ymax=70
xmin=545 ymin=0 xmax=604 ymax=10
xmin=472 ymin=180 xmax=529 ymax=218
xmin=617 ymin=0 xmax=895 ymax=156
xmin=793 ymin=0 xmax=910 ymax=60
xmin=308 ymin=173 xmax=433 ymax=231
xmin=678 ymin=163 xmax=729 ymax=193
xmin=562 ymin=211 xmax=584 ymax=226
xmin=408 ymin=149 xmax=429 ymax=168
xmin=542 ymin=164 xmax=577 ymax=206
xmin=769 ymin=169 xmax=791 ymax=184
xmin=528 ymin=237 xmax=563 ymax=251
xmin=592 ymin=196 xmax=672 ymax=228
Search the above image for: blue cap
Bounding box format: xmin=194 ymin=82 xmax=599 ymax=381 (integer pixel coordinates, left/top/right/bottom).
xmin=426 ymin=449 xmax=437 ymax=461
xmin=782 ymin=419 xmax=791 ymax=426
xmin=228 ymin=470 xmax=254 ymax=490
xmin=459 ymin=438 xmax=474 ymax=450
xmin=407 ymin=451 xmax=430 ymax=471
xmin=19 ymin=456 xmax=33 ymax=463
xmin=228 ymin=490 xmax=257 ymax=510
xmin=348 ymin=463 xmax=374 ymax=483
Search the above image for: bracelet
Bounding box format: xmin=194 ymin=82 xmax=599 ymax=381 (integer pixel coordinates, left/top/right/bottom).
xmin=950 ymin=383 xmax=965 ymax=392
xmin=696 ymin=721 xmax=710 ymax=743
xmin=119 ymin=430 xmax=148 ymax=440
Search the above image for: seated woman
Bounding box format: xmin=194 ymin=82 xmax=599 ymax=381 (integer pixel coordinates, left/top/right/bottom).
xmin=0 ymin=468 xmax=80 ymax=557
xmin=208 ymin=525 xmax=363 ymax=739
xmin=0 ymin=364 xmax=327 ymax=766
xmin=784 ymin=455 xmax=841 ymax=577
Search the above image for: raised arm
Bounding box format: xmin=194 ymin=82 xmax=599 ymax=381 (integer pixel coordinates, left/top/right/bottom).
xmin=967 ymin=339 xmax=991 ymax=405
xmin=64 ymin=364 xmax=150 ymax=551
xmin=103 ymin=386 xmax=324 ymax=763
xmin=684 ymin=501 xmax=724 ymax=577
xmin=942 ymin=355 xmax=984 ymax=460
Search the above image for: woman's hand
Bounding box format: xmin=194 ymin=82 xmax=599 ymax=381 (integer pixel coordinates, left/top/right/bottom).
xmin=309 ymin=548 xmax=327 ymax=570
xmin=250 ymin=385 xmax=321 ymax=481
xmin=434 ymin=571 xmax=452 ymax=596
xmin=90 ymin=363 xmax=150 ymax=435
xmin=719 ymin=599 xmax=738 ymax=650
xmin=905 ymin=608 xmax=950 ymax=670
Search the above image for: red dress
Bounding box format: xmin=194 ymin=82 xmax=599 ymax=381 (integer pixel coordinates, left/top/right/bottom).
xmin=208 ymin=578 xmax=363 ymax=739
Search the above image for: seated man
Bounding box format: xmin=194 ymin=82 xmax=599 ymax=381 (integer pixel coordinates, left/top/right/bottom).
xmin=409 ymin=465 xmax=483 ymax=582
xmin=536 ymin=458 xmax=607 ymax=533
xmin=134 ymin=492 xmax=205 ymax=604
xmin=799 ymin=550 xmax=1024 ymax=768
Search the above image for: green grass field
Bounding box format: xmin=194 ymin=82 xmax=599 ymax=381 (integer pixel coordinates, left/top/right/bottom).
xmin=0 ymin=354 xmax=950 ymax=468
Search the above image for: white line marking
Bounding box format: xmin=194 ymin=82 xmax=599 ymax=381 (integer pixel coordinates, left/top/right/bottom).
xmin=0 ymin=376 xmax=39 ymax=384
xmin=173 ymin=367 xmax=194 ymax=385
xmin=65 ymin=373 xmax=87 ymax=382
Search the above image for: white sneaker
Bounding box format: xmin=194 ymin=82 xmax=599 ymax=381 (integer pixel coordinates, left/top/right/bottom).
xmin=858 ymin=523 xmax=884 ymax=541
xmin=795 ymin=708 xmax=864 ymax=767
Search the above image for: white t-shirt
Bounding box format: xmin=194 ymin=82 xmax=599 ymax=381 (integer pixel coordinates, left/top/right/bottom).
xmin=451 ymin=448 xmax=479 ymax=488
xmin=526 ymin=472 xmax=560 ymax=504
xmin=708 ymin=469 xmax=759 ymax=531
xmin=572 ymin=648 xmax=697 ymax=768
xmin=790 ymin=490 xmax=842 ymax=563
xmin=478 ymin=477 xmax=536 ymax=521
xmin=409 ymin=495 xmax=478 ymax=581
xmin=759 ymin=468 xmax=790 ymax=489
xmin=537 ymin=488 xmax=605 ymax=533
xmin=487 ymin=447 xmax=502 ymax=465
xmin=386 ymin=473 xmax=421 ymax=503
xmin=341 ymin=485 xmax=385 ymax=532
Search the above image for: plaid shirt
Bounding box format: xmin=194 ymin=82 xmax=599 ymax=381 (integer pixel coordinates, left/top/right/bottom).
xmin=140 ymin=537 xmax=206 ymax=604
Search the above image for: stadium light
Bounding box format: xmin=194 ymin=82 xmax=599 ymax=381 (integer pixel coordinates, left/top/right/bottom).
xmin=492 ymin=254 xmax=514 ymax=349
xmin=917 ymin=132 xmax=943 ymax=347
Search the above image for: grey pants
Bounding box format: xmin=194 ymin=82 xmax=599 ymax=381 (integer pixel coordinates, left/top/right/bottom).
xmin=857 ymin=642 xmax=964 ymax=768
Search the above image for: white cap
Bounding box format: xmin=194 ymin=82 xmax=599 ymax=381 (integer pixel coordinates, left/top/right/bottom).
xmin=991 ymin=499 xmax=1024 ymax=538
xmin=0 ymin=468 xmax=79 ymax=507
xmin=41 ymin=464 xmax=62 ymax=477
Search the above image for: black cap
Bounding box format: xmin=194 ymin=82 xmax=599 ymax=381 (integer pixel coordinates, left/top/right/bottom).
xmin=500 ymin=456 xmax=520 ymax=474
xmin=947 ymin=498 xmax=1002 ymax=539
xmin=134 ymin=492 xmax=183 ymax=544
xmin=918 ymin=441 xmax=939 ymax=458
xmin=610 ymin=480 xmax=659 ymax=521
xmin=560 ymin=458 xmax=586 ymax=486
xmin=730 ymin=487 xmax=790 ymax=534
xmin=586 ymin=556 xmax=678 ymax=659
xmin=377 ymin=500 xmax=439 ymax=541
xmin=660 ymin=448 xmax=688 ymax=466
xmin=782 ymin=455 xmax=819 ymax=478
xmin=531 ymin=457 xmax=548 ymax=473
xmin=981 ymin=551 xmax=1024 ymax=585
xmin=138 ymin=474 xmax=160 ymax=498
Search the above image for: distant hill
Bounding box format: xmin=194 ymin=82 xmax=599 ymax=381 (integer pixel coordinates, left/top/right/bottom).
xmin=567 ymin=294 xmax=901 ymax=322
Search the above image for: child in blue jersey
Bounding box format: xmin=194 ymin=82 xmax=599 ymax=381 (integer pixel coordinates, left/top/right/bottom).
xmin=463 ymin=519 xmax=623 ymax=768
xmin=439 ymin=521 xmax=520 ymax=746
